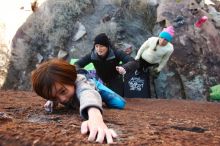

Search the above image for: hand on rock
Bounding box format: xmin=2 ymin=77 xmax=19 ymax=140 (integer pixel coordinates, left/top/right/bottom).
xmin=44 ymin=100 xmax=58 ymax=113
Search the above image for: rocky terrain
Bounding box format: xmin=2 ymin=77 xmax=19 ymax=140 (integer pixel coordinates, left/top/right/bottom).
xmin=1 ymin=90 xmax=220 ymax=146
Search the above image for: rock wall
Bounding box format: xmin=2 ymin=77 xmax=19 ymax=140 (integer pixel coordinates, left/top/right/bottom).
xmin=155 ymin=0 xmax=220 ymax=100
xmin=0 ymin=0 xmax=219 ymax=100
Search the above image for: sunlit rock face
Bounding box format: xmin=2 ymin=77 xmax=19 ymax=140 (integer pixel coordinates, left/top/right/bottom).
xmin=0 ymin=0 xmax=220 ymax=100
xmin=0 ymin=0 xmax=92 ymax=89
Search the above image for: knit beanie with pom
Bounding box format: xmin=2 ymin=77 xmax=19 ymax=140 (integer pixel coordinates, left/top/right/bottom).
xmin=159 ymin=26 xmax=175 ymax=42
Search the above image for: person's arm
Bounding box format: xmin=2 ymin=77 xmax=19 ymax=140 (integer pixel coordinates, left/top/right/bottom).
xmin=75 ymin=74 xmax=103 ymax=119
xmin=75 ymin=53 xmax=92 ymax=69
xmin=114 ymin=49 xmax=137 ymax=73
xmin=156 ymin=47 xmax=174 ymax=72
xmin=116 ymin=60 xmax=139 ymax=74
xmin=81 ymin=107 xmax=118 ymax=144
xmin=135 ymin=39 xmax=149 ymax=60
xmin=75 ymin=74 xmax=117 ymax=144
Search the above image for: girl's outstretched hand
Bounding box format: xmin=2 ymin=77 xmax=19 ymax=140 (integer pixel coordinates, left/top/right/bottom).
xmin=81 ymin=108 xmax=118 ymax=144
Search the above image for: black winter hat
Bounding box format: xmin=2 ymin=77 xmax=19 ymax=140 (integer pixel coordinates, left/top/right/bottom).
xmin=94 ymin=33 xmax=110 ymax=48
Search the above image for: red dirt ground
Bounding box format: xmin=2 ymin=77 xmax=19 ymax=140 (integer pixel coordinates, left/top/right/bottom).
xmin=0 ymin=90 xmax=220 ymax=146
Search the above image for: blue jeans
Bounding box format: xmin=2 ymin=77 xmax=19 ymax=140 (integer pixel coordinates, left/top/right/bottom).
xmin=93 ymin=78 xmax=126 ymax=109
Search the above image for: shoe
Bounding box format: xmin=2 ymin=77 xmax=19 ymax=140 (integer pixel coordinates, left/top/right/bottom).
xmin=173 ymin=15 xmax=184 ymax=22
xmin=173 ymin=20 xmax=185 ymax=28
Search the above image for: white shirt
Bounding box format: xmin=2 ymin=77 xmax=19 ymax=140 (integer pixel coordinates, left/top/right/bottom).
xmin=135 ymin=37 xmax=174 ymax=72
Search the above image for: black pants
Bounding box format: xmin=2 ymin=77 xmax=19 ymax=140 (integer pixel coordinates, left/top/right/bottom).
xmin=138 ymin=58 xmax=159 ymax=98
xmin=105 ymin=75 xmax=124 ymax=97
xmin=138 ymin=58 xmax=158 ymax=72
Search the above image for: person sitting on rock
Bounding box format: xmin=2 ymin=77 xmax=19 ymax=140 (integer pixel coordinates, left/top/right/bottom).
xmin=75 ymin=33 xmax=135 ymax=96
xmin=117 ymin=26 xmax=174 ymax=78
xmin=31 ymin=59 xmax=118 ymax=144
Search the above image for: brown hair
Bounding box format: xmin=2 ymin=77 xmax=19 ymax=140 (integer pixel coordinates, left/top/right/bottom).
xmin=31 ymin=58 xmax=77 ymax=100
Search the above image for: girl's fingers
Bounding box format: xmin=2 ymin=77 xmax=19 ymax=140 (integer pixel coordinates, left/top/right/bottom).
xmin=88 ymin=127 xmax=98 ymax=142
xmin=81 ymin=121 xmax=89 ymax=134
xmin=105 ymin=129 xmax=114 ymax=144
xmin=96 ymin=128 xmax=105 ymax=143
xmin=110 ymin=129 xmax=118 ymax=138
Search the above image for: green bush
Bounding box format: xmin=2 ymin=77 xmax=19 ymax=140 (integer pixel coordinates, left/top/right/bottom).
xmin=210 ymin=84 xmax=220 ymax=101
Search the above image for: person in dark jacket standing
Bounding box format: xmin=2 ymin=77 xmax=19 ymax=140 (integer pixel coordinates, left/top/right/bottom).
xmin=75 ymin=33 xmax=135 ymax=96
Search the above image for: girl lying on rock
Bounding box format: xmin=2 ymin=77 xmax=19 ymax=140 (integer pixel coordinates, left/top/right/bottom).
xmin=31 ymin=58 xmax=124 ymax=144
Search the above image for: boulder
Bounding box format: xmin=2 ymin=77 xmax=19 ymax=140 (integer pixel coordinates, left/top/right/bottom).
xmin=0 ymin=90 xmax=220 ymax=145
xmin=155 ymin=0 xmax=220 ymax=100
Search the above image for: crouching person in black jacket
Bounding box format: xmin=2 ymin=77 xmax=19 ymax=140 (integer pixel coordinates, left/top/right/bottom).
xmin=75 ymin=33 xmax=135 ymax=96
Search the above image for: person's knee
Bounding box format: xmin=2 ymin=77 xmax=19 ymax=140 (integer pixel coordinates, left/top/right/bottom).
xmin=108 ymin=97 xmax=126 ymax=109
xmin=116 ymin=100 xmax=126 ymax=109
